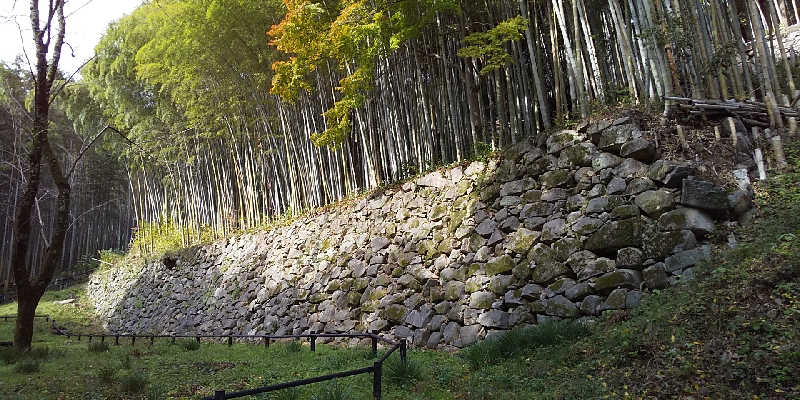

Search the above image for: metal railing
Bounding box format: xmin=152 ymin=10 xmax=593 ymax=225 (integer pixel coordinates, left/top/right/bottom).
xmin=1 ymin=315 xmax=408 ymax=399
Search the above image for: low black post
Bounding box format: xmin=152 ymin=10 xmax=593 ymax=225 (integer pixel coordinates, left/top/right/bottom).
xmin=400 ymin=340 xmax=407 ymax=363
xmin=196 ymin=335 xmax=200 ymax=344
xmin=214 ymin=390 xmax=226 ymax=400
xmin=227 ymin=336 xmax=232 ymax=347
xmin=310 ymin=336 xmax=316 ymax=352
xmin=150 ymin=335 xmax=155 ymax=346
xmin=77 ymin=334 xmax=81 ymax=341
xmin=131 ymin=336 xmax=136 ymax=346
xmin=115 ymin=335 xmax=119 ymax=345
xmin=171 ymin=336 xmax=176 ymax=344
xmin=88 ymin=335 xmax=93 ymax=343
xmin=373 ymin=361 xmax=382 ymax=400
xmin=371 ymin=336 xmax=377 ymax=358
xmin=101 ymin=335 xmax=105 ymax=343
xmin=263 ymin=336 xmax=269 ymax=348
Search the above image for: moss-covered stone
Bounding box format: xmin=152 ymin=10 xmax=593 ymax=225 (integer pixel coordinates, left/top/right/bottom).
xmin=488 ymin=275 xmax=513 ymax=294
xmin=391 ymin=266 xmax=404 ymax=278
xmin=560 ymin=143 xmax=593 ymax=167
xmin=309 ymin=293 xmax=327 ymax=304
xmin=529 ymin=243 xmax=571 ymax=284
xmin=522 ymin=189 xmax=542 ymax=202
xmin=368 ymin=287 xmax=387 ymax=301
xmin=448 ymin=209 xmax=467 ymax=234
xmin=352 ymin=278 xmax=369 ymax=292
xmin=611 ymin=205 xmax=640 ymax=219
xmin=635 ymin=190 xmax=674 ymax=217
xmin=380 ymin=304 xmax=408 ymax=323
xmin=325 ymin=281 xmax=341 ymax=292
xmin=484 ymin=255 xmax=515 ymax=275
xmin=593 ymin=269 xmax=642 ymax=292
xmin=346 ymin=291 xmax=362 ymax=306
xmin=465 ymin=277 xmax=483 ymax=293
xmin=584 ymin=218 xmax=642 ymax=252
xmin=510 ymin=228 xmax=540 ymax=253
xmin=552 ymin=238 xmax=582 ymax=261
xmin=444 ymin=281 xmax=465 ymax=300
xmin=431 ymin=204 xmax=448 ymax=220
xmin=541 ymin=169 xmax=573 ymax=188
xmin=469 ymin=291 xmax=495 ymax=309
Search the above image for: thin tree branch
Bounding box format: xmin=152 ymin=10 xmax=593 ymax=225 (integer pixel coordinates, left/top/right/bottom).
xmin=66 ymin=124 xmax=109 ymax=179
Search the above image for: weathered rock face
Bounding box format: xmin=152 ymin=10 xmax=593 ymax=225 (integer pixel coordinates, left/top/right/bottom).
xmin=88 ymin=117 xmax=749 ymax=349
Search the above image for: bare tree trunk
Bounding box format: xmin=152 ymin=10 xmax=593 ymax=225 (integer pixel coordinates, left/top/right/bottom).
xmin=13 ymin=0 xmax=67 ymax=351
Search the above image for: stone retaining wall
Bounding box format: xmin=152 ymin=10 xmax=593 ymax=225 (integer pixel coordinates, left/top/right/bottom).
xmin=88 ymin=115 xmax=752 ymax=349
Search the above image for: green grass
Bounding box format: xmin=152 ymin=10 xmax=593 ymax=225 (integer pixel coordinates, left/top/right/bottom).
xmin=2 ymin=146 xmax=799 ymax=399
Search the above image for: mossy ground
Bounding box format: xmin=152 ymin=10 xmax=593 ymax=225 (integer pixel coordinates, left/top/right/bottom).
xmin=2 ymin=146 xmax=799 ymax=399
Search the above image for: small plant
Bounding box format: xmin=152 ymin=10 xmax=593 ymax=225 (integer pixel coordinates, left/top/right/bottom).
xmin=27 ymin=346 xmax=51 ymax=360
xmin=286 ymin=341 xmax=302 ymax=353
xmin=88 ymin=341 xmax=110 ymax=353
xmin=310 ymin=381 xmax=350 ymax=400
xmin=0 ymin=348 xmax=22 ymax=365
xmin=177 ymin=339 xmax=200 ymax=351
xmin=384 ymin=356 xmax=423 ymax=385
xmin=14 ymin=358 xmax=40 ymax=374
xmin=146 ymin=384 xmax=167 ymax=400
xmin=258 ymin=387 xmax=301 ymax=400
xmin=121 ymin=354 xmax=132 ymax=369
xmin=118 ymin=370 xmax=148 ymax=393
xmin=97 ymin=363 xmax=116 ymax=383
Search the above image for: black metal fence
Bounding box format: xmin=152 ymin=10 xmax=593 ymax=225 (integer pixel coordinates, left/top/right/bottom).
xmin=1 ymin=314 xmax=407 ymax=399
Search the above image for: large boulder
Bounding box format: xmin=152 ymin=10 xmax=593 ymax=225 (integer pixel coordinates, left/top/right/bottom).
xmin=584 ymin=218 xmax=642 ymax=253
xmin=680 ymin=179 xmax=729 ymax=212
xmin=658 ymin=208 xmax=715 ymax=236
xmin=635 ymin=190 xmax=675 ymax=217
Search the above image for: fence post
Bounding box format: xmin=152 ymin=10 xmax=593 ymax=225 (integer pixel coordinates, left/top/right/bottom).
xmin=77 ymin=334 xmax=81 ymax=341
xmin=400 ymin=340 xmax=407 ymax=363
xmin=171 ymin=335 xmax=176 ymax=344
xmin=88 ymin=335 xmax=93 ymax=343
xmin=263 ymin=336 xmax=269 ymax=348
xmin=214 ymin=390 xmax=226 ymax=400
xmin=115 ymin=335 xmax=119 ymax=345
xmin=101 ymin=335 xmax=105 ymax=343
xmin=371 ymin=335 xmax=377 ymax=358
xmin=227 ymin=335 xmax=233 ymax=347
xmin=310 ymin=336 xmax=316 ymax=352
xmin=196 ymin=335 xmax=201 ymax=344
xmin=131 ymin=336 xmax=136 ymax=346
xmin=372 ymin=361 xmax=382 ymax=400
xmin=150 ymin=335 xmax=155 ymax=346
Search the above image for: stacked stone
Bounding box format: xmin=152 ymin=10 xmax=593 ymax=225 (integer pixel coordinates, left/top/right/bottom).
xmin=88 ymin=115 xmax=751 ymax=349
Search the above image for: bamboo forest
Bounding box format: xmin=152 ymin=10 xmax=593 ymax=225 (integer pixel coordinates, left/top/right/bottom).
xmin=6 ymin=0 xmax=798 ymax=284
xmin=3 ymin=0 xmax=800 ymax=398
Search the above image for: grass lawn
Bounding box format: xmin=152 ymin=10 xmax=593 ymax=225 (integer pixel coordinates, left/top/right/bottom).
xmin=1 ymin=144 xmax=798 ymax=399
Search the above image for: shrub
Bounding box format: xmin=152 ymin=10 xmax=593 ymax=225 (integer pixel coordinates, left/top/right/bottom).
xmin=97 ymin=363 xmax=116 ymax=383
xmin=88 ymin=341 xmax=110 ymax=353
xmin=14 ymin=359 xmax=40 ymax=374
xmin=384 ymin=355 xmax=423 ymax=385
xmin=119 ymin=371 xmax=148 ymax=393
xmin=460 ymin=321 xmax=590 ymax=369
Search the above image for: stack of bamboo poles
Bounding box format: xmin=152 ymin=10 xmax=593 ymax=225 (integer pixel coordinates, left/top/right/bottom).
xmin=667 ymin=95 xmax=796 ymax=176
